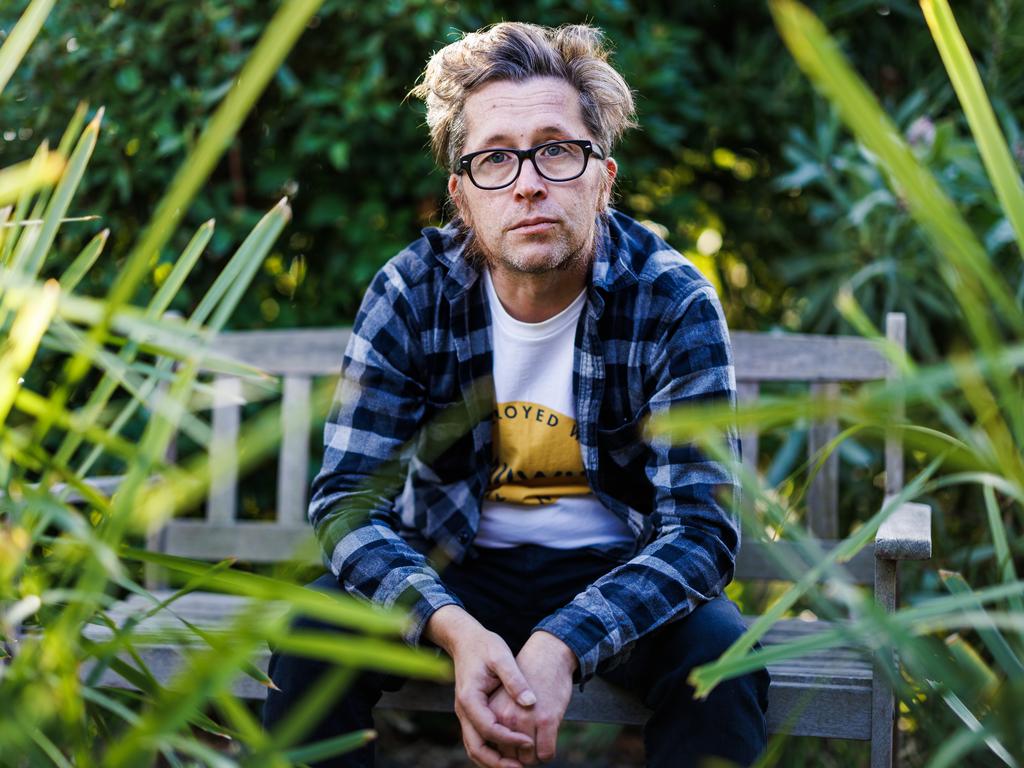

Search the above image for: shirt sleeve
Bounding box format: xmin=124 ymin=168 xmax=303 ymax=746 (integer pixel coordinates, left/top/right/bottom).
xmin=308 ymin=261 xmax=462 ymax=646
xmin=534 ymin=284 xmax=740 ymax=684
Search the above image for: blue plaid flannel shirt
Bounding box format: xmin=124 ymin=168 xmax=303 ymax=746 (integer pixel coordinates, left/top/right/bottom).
xmin=308 ymin=209 xmax=740 ymax=684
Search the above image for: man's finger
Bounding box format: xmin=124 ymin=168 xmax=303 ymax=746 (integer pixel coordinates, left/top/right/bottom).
xmin=460 ymin=690 xmax=534 ymax=749
xmin=534 ymin=714 xmax=560 ymax=762
xmin=517 ymin=742 xmax=538 ymax=766
xmin=462 ymin=719 xmax=524 ymax=768
xmin=491 ymin=652 xmax=537 ymax=707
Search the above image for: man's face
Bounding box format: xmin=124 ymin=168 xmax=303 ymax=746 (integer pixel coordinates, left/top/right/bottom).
xmin=448 ymin=77 xmax=617 ymax=276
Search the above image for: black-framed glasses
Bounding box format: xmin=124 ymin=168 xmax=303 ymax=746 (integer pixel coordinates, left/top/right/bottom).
xmin=456 ymin=139 xmax=605 ymax=190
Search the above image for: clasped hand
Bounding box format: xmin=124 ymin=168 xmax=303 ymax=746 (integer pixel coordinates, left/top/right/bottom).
xmin=425 ymin=607 xmax=576 ymax=768
xmin=487 ymin=631 xmax=576 ymax=767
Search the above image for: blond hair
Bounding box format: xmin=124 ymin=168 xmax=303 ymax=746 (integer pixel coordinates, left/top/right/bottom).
xmin=410 ymin=22 xmax=637 ymax=171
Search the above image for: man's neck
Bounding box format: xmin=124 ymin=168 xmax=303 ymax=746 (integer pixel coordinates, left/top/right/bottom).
xmin=487 ymin=262 xmax=588 ymax=323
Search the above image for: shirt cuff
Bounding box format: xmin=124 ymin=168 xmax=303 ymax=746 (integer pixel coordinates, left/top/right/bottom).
xmin=533 ymin=603 xmax=618 ymax=687
xmin=400 ymin=582 xmax=464 ymax=647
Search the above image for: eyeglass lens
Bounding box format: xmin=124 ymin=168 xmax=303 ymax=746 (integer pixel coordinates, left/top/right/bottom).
xmin=470 ymin=142 xmax=586 ymax=188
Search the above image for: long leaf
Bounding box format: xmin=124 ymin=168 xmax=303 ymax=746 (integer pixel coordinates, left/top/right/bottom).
xmin=0 ymin=152 xmax=64 ymax=207
xmin=0 ymin=279 xmax=58 ymax=423
xmin=921 ymin=0 xmax=1024 ymax=263
xmin=941 ymin=570 xmax=1024 ymax=680
xmin=0 ymin=0 xmax=56 ymax=96
xmin=59 ymin=228 xmax=109 ymax=293
xmin=120 ymin=546 xmax=409 ymax=637
xmin=20 ymin=108 xmax=103 ymax=278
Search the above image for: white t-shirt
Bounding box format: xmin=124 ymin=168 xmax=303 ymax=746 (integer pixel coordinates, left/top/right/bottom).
xmin=477 ymin=269 xmax=633 ymax=549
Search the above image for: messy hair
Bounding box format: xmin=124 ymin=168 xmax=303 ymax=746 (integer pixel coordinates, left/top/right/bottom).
xmin=409 ymin=22 xmax=637 ymax=171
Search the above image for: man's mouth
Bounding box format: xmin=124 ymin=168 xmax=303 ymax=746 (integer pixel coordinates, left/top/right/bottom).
xmin=509 ymin=217 xmax=558 ymax=233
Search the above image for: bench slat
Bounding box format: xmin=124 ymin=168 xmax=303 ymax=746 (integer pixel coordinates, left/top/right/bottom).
xmin=807 ymin=382 xmax=840 ymax=539
xmin=731 ymin=331 xmax=890 ymax=382
xmin=278 ymin=375 xmax=312 ymax=526
xmin=81 ymin=594 xmax=872 ymax=740
xmin=209 ymin=328 xmax=350 ymax=376
xmin=736 ymin=381 xmax=760 ymax=476
xmin=203 ymin=329 xmax=889 ymax=382
xmin=209 ymin=376 xmax=242 ymax=523
xmin=162 ymin=521 xmax=317 ymax=563
xmin=735 ymin=540 xmax=875 ymax=584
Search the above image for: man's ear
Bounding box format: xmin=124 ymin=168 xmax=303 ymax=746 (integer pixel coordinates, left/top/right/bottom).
xmin=448 ymin=173 xmax=468 ymax=221
xmin=600 ymin=157 xmax=618 ymax=211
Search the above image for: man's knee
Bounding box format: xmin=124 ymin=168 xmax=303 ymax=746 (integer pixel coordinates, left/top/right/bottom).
xmin=632 ymin=595 xmax=767 ymax=709
xmin=667 ymin=594 xmax=749 ymax=668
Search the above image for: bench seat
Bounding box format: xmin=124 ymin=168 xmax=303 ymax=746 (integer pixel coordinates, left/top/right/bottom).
xmin=81 ymin=590 xmax=874 ymax=740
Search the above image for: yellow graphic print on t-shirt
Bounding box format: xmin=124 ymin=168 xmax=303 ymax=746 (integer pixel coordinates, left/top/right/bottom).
xmin=485 ymin=401 xmax=590 ymax=505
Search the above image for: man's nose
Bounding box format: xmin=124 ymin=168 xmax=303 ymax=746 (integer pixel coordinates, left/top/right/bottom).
xmin=512 ymin=158 xmax=547 ymax=200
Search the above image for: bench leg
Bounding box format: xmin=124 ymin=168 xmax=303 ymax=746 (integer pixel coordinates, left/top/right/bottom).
xmin=871 ymin=558 xmax=897 ymax=768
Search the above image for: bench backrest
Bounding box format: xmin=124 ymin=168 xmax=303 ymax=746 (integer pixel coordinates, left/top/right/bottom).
xmin=149 ymin=314 xmax=905 ymax=588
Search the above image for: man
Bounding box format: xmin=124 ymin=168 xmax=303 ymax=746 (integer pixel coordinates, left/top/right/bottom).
xmin=263 ymin=21 xmax=769 ymax=768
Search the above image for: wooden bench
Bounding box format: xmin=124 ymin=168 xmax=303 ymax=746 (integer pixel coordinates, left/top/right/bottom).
xmin=81 ymin=313 xmax=931 ymax=768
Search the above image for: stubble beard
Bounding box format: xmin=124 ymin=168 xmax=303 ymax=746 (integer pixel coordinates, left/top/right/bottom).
xmin=458 ymin=208 xmax=596 ymax=277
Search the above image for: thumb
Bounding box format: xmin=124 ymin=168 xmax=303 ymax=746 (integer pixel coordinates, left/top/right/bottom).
xmin=492 ymin=653 xmax=536 ymax=707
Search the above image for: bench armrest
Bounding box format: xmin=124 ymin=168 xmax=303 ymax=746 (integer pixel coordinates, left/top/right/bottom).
xmin=875 ymin=500 xmax=932 ymax=561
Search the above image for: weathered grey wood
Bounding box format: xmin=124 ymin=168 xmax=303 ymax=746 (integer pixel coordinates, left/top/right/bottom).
xmin=162 ymin=521 xmax=316 ymax=563
xmin=72 ymin=320 xmax=929 ymax=760
xmin=875 ymin=501 xmax=932 ymax=561
xmin=736 ymin=540 xmax=875 ymax=585
xmin=736 ymin=381 xmax=760 ymax=475
xmin=206 ymin=328 xmax=350 ymax=376
xmin=885 ymin=314 xmax=906 ymax=496
xmin=278 ymin=375 xmax=313 ymax=526
xmin=871 ymin=557 xmax=898 ymax=768
xmin=52 ymin=474 xmax=124 ymax=503
xmin=807 ymin=381 xmax=840 ymax=539
xmin=81 ymin=597 xmax=873 ymax=739
xmin=208 ymin=328 xmax=886 ymax=382
xmin=208 ymin=376 xmax=243 ymax=523
xmin=731 ymin=331 xmax=890 ymax=382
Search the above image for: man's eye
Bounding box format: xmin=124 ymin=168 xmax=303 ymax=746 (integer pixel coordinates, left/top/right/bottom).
xmin=483 ymin=152 xmax=511 ymax=165
xmin=540 ymin=144 xmax=566 ymax=157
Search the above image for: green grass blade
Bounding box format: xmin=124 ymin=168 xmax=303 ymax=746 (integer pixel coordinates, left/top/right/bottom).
xmin=120 ymin=547 xmax=409 ymax=637
xmin=0 ymin=140 xmax=52 ymax=268
xmin=984 ymin=484 xmax=1024 ymax=615
xmin=269 ymin=629 xmax=453 ymax=680
xmin=922 ymin=0 xmax=1024 ymax=262
xmin=20 ymin=108 xmax=103 ymax=278
xmin=148 ymin=219 xmax=214 ymax=316
xmin=27 ymin=726 xmax=74 ymax=768
xmin=59 ymin=227 xmax=109 ymax=293
xmin=940 ymin=570 xmax=1024 ymax=680
xmin=54 ymin=102 xmax=89 ymax=159
xmin=0 ymin=151 xmax=64 ymax=207
xmin=933 ymin=683 xmax=1019 ymax=767
xmin=0 ymin=0 xmax=56 ymax=97
xmin=283 ymin=730 xmax=377 ymax=765
xmin=0 ymin=204 xmax=10 ymax=256
xmin=260 ymin=666 xmax=355 ymax=756
xmin=0 ymin=280 xmax=58 ymax=423
xmin=192 ymin=198 xmax=290 ymax=331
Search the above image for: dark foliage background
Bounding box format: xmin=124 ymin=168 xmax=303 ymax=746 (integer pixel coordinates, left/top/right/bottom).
xmin=5 ymin=0 xmax=1018 ymax=347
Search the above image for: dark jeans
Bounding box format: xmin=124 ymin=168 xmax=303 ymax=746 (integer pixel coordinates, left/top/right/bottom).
xmin=262 ymin=545 xmax=769 ymax=767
